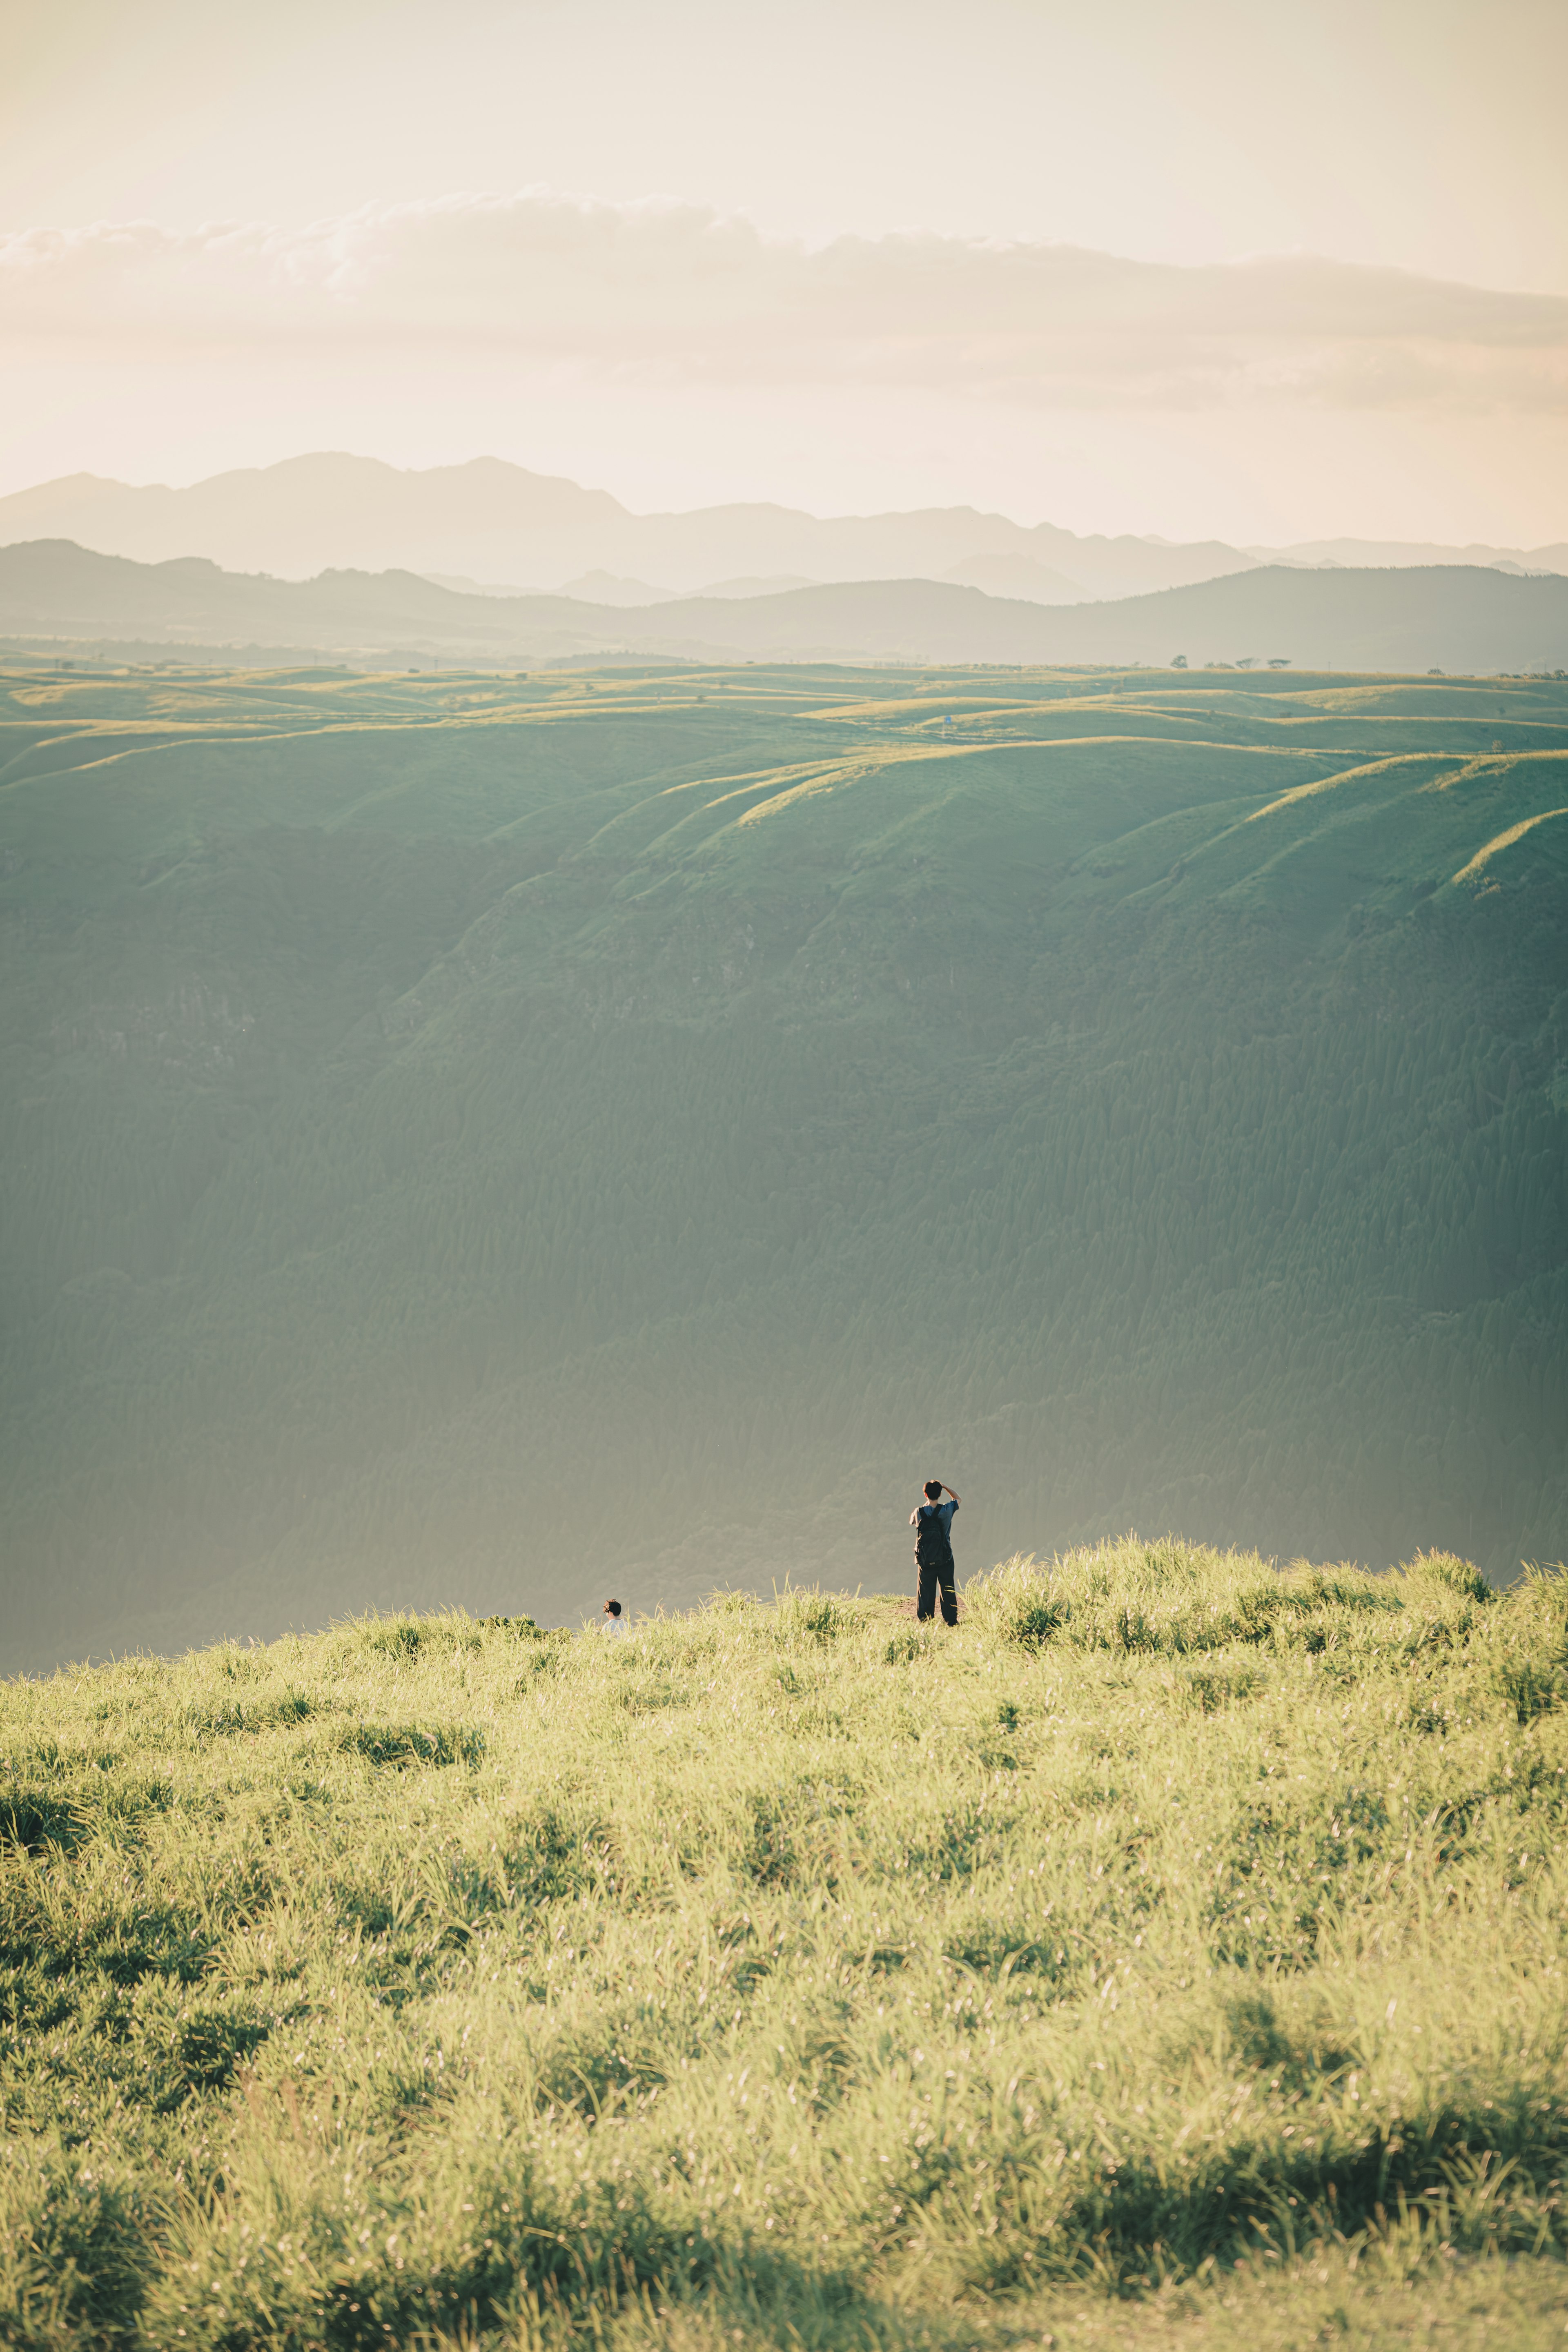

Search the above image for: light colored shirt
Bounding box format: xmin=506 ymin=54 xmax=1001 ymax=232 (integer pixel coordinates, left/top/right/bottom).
xmin=601 ymin=1613 xmax=627 ymax=1637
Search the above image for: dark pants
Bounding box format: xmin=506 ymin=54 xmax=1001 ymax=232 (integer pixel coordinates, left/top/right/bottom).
xmin=917 ymin=1560 xmax=958 ymax=1625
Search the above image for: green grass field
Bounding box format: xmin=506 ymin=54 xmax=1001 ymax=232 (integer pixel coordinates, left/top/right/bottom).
xmin=8 ymin=1539 xmax=1568 ymax=2348
xmin=3 ymin=657 xmax=1567 ymax=1668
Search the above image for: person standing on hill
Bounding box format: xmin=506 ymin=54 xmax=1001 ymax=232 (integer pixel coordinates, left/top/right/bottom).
xmin=910 ymin=1479 xmax=960 ymax=1625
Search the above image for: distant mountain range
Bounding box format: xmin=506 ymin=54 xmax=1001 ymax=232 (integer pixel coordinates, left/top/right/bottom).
xmin=2 ymin=538 xmax=1567 ymax=674
xmin=0 ymin=455 xmax=1247 ymax=601
xmin=2 ymin=457 xmax=1564 ymax=606
xmin=1249 ymin=536 xmax=1568 ymax=575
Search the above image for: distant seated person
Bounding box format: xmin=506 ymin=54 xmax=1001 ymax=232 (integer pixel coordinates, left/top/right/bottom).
xmin=909 ymin=1479 xmax=960 ymax=1626
xmin=601 ymin=1598 xmax=627 ymax=1638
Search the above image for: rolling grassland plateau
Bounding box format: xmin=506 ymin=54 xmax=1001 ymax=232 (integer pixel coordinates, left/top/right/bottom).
xmin=8 ymin=1548 xmax=1568 ymax=2348
xmin=1 ymin=658 xmax=1566 ymax=1672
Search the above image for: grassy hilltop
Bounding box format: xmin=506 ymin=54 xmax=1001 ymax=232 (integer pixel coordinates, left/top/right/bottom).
xmin=1 ymin=658 xmax=1567 ymax=1666
xmin=7 ymin=1544 xmax=1568 ymax=2349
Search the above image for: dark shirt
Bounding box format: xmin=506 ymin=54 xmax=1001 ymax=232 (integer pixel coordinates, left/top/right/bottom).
xmin=909 ymin=1498 xmax=958 ymax=1543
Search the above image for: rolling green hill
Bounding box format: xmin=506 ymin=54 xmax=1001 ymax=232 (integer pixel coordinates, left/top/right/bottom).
xmin=2 ymin=658 xmax=1567 ymax=1669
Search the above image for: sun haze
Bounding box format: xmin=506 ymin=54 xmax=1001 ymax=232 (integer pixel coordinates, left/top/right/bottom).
xmin=2 ymin=0 xmax=1565 ymax=541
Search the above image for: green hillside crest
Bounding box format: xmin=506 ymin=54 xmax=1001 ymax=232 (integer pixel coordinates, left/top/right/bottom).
xmin=7 ymin=1536 xmax=1568 ymax=2347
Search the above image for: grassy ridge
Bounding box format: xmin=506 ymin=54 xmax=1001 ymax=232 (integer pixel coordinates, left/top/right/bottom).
xmin=6 ymin=1541 xmax=1568 ymax=2346
xmin=3 ymin=660 xmax=1568 ymax=1664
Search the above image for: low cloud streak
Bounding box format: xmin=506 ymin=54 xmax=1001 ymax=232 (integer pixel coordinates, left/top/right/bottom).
xmin=5 ymin=192 xmax=1566 ymax=414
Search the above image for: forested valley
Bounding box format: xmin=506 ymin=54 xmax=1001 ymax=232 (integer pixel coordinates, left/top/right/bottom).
xmin=2 ymin=658 xmax=1565 ymax=1669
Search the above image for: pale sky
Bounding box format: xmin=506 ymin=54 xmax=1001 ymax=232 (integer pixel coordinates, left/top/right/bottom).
xmin=3 ymin=0 xmax=1566 ymax=542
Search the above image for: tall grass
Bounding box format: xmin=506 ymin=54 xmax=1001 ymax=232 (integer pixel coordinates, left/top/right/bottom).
xmin=3 ymin=1538 xmax=1568 ymax=2347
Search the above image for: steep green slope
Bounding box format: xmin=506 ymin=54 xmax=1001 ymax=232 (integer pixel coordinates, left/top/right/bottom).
xmin=4 ymin=1548 xmax=1568 ymax=2349
xmin=1 ymin=661 xmax=1566 ymax=1666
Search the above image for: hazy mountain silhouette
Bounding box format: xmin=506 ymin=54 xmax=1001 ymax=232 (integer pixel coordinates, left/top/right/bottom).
xmin=0 ymin=454 xmax=1256 ymax=600
xmin=8 ymin=461 xmax=1566 ymax=619
xmin=3 ymin=539 xmax=1567 ymax=673
xmin=942 ymin=551 xmax=1086 ymax=603
xmin=1251 ymin=536 xmax=1568 ymax=574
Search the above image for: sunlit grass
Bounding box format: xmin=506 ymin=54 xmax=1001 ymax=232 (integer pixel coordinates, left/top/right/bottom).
xmin=4 ymin=1537 xmax=1568 ymax=2346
